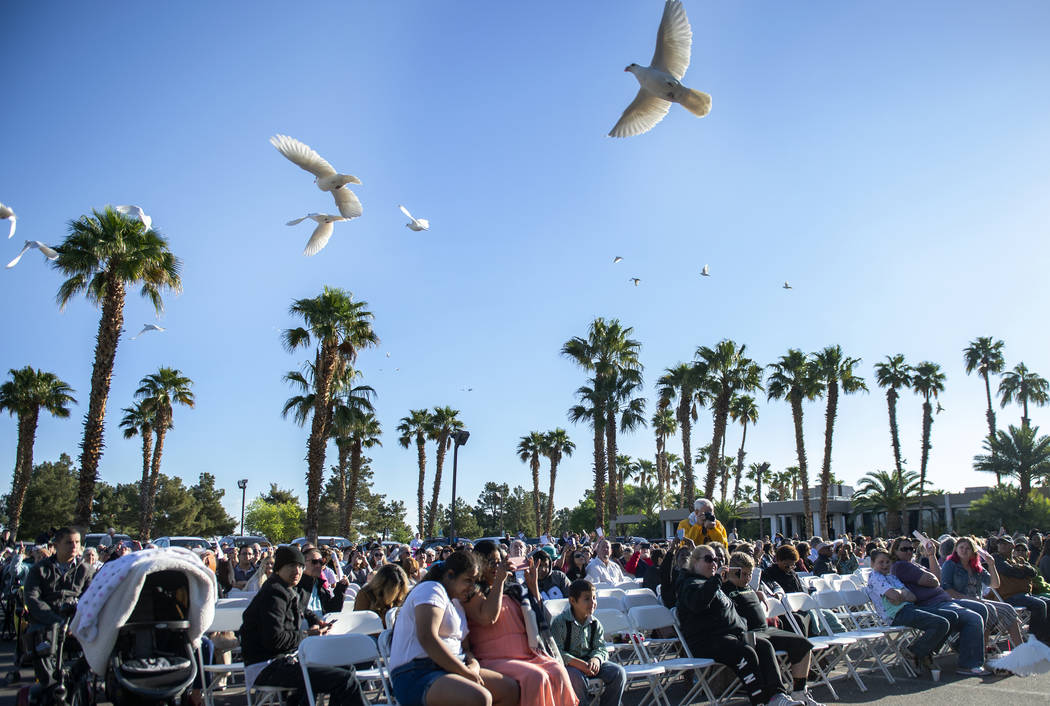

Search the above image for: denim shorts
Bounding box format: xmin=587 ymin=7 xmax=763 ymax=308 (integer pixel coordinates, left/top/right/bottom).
xmin=390 ymin=657 xmax=448 ymax=706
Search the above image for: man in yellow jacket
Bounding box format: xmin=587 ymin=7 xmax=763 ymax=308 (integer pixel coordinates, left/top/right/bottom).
xmin=676 ymin=498 xmax=728 ymax=547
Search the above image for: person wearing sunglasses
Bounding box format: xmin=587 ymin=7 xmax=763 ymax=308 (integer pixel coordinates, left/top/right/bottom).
xmin=889 ymin=537 xmax=990 ymax=676
xmin=677 ymin=545 xmax=801 ymax=706
xmin=566 ymin=549 xmax=590 ymax=582
xmin=299 ymin=547 xmax=351 ymax=615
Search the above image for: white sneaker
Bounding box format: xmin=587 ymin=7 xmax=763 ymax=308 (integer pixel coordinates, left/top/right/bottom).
xmin=791 ymin=690 xmax=825 ymax=706
xmin=767 ymin=694 xmax=804 ymax=706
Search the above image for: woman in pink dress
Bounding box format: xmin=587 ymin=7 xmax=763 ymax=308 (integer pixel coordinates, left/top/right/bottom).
xmin=465 ymin=541 xmax=578 ymax=706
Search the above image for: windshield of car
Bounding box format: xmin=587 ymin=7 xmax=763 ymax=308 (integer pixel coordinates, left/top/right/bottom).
xmin=170 ymin=538 xmax=209 ymax=549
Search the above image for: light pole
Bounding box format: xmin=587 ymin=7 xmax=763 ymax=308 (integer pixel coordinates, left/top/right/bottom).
xmin=449 ymin=430 xmax=470 ymax=543
xmin=237 ymin=479 xmax=248 ymax=536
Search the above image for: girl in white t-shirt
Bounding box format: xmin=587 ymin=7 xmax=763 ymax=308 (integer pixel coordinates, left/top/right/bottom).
xmin=388 ymin=551 xmax=519 ymax=706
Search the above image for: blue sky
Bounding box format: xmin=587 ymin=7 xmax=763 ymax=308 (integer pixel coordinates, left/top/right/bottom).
xmin=3 ymin=1 xmax=1050 ymax=531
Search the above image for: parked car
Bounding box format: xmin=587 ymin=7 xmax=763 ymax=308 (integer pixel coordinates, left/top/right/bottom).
xmin=218 ymin=535 xmax=272 ymax=549
xmin=289 ymin=536 xmax=353 ymax=550
xmin=152 ymin=536 xmax=211 ymax=551
xmin=421 ymin=537 xmax=475 ymax=551
xmin=83 ymin=533 xmax=132 ymax=548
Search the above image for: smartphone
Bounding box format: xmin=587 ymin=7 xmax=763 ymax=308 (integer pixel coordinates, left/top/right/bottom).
xmin=507 ymin=556 xmax=527 ymax=571
xmin=676 ymin=528 xmax=686 ymax=540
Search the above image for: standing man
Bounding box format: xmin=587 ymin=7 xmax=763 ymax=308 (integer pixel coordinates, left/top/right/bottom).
xmin=676 ymin=499 xmax=729 ymax=546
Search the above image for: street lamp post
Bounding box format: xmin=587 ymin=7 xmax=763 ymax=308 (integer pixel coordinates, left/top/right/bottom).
xmin=449 ymin=430 xmax=470 ymax=543
xmin=237 ymin=479 xmax=248 ymax=536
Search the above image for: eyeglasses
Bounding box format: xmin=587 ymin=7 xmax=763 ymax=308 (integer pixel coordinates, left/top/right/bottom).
xmin=573 ymin=553 xmax=584 ymax=558
xmin=701 ymin=555 xmax=717 ymax=564
xmin=308 ymin=559 xmax=323 ymax=565
xmin=898 ymin=546 xmax=914 ymax=553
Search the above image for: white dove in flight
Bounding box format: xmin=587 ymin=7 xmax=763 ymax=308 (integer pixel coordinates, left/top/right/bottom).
xmin=629 ymin=277 xmax=642 ymax=287
xmin=131 ymin=323 xmax=165 ymax=340
xmin=114 ymin=205 xmax=152 ymax=230
xmin=783 ymin=281 xmax=792 ymax=290
xmin=701 ymin=264 xmax=710 ymax=277
xmin=286 ymin=213 xmax=349 ymax=256
xmin=399 ymin=205 xmax=429 ymax=231
xmin=0 ymin=203 xmax=16 ymax=238
xmin=609 ymin=0 xmax=712 ymax=138
xmin=270 ymin=135 xmax=363 ymax=219
xmin=613 ymin=256 xmax=623 ymax=264
xmin=6 ymin=240 xmax=58 ymax=269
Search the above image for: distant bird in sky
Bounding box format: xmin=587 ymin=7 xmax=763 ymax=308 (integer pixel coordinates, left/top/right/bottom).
xmin=5 ymin=240 xmax=58 ymax=269
xmin=936 ymin=402 xmax=945 ymax=415
xmin=270 ymin=134 xmax=363 ymax=219
xmin=0 ymin=203 xmax=16 ymax=238
xmin=701 ymin=264 xmax=710 ymax=277
xmin=131 ymin=323 xmax=165 ymax=340
xmin=461 ymin=387 xmax=473 ymax=392
xmin=609 ymin=0 xmax=711 ymax=138
xmin=783 ymin=281 xmax=792 ymax=290
xmin=399 ymin=205 xmax=429 ymax=231
xmin=630 ymin=277 xmax=642 ymax=286
xmin=385 ymin=352 xmax=391 ymax=358
xmin=613 ymin=256 xmax=623 ymax=264
xmin=114 ymin=205 xmax=152 ymax=230
xmin=286 ymin=213 xmax=349 ymax=256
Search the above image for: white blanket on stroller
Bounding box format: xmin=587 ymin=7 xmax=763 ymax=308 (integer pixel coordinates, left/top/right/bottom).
xmin=71 ymin=547 xmax=217 ymax=675
xmin=988 ymin=636 xmax=1050 ymax=676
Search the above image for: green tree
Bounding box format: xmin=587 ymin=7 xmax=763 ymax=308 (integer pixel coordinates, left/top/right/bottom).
xmin=517 ymin=432 xmax=546 ymax=536
xmin=53 ymin=207 xmax=182 ymax=525
xmin=282 ymin=286 xmax=378 ymax=541
xmin=852 ymin=469 xmax=924 ymax=536
xmin=811 ymin=345 xmax=867 ymax=537
xmin=999 ymin=362 xmax=1049 ymax=430
xmin=426 ymin=406 xmax=464 ymax=537
xmin=728 ymin=394 xmax=759 ymax=502
xmin=3 ymin=454 xmax=78 ymax=540
xmin=189 ymin=473 xmax=237 ymax=536
xmin=874 ymin=354 xmax=913 ymax=532
xmin=120 ymin=400 xmax=157 ymax=529
xmin=964 ymin=337 xmax=1006 ymax=481
xmin=605 ymin=368 xmax=647 ymax=521
xmin=651 ymin=407 xmax=677 ymax=510
xmin=245 ymin=498 xmax=306 ymax=543
xmin=441 ymin=497 xmax=482 ymax=539
xmin=958 ymin=486 xmax=1050 ymax=536
xmin=0 ymin=367 xmax=76 ymax=536
xmin=767 ymin=349 xmax=822 ymax=537
xmin=397 ymin=409 xmax=433 ymax=535
xmin=539 ymin=429 xmax=574 ymax=535
xmin=657 ymin=363 xmax=705 ymax=510
xmin=973 ymin=425 xmax=1050 ymax=510
xmin=134 ymin=367 xmax=194 ymax=540
xmin=474 ymin=482 xmax=511 ymax=536
xmin=911 ymin=361 xmax=945 ymax=531
xmin=344 ymin=411 xmax=382 ymax=533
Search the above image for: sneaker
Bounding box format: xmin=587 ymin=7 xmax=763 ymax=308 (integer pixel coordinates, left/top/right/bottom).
xmin=767 ymin=694 xmax=804 ymax=706
xmin=956 ymin=666 xmax=990 ymax=677
xmin=791 ymin=690 xmax=825 ymax=706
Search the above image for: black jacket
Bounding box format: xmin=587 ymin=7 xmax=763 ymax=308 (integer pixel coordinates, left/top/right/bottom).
xmin=676 ymin=572 xmax=746 ymax=648
xmin=241 ymin=575 xmax=319 ymax=666
xmin=25 ymin=556 xmax=92 ymax=630
xmin=763 ymin=564 xmax=806 ymax=594
xmin=812 ymin=555 xmax=836 ymax=577
xmin=297 ymin=574 xmax=348 ymax=614
xmin=538 ymin=569 xmax=571 ymax=600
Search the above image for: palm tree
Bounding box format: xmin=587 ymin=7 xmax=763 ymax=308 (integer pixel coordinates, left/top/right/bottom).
xmin=852 ymin=469 xmax=924 ymax=536
xmin=911 ymin=361 xmax=945 ymax=530
xmin=344 ymin=411 xmax=382 ymax=532
xmin=134 ymin=367 xmax=194 ymax=539
xmin=0 ymin=367 xmax=76 ymax=536
xmin=282 ymin=286 xmax=378 ymax=541
xmin=964 ymin=337 xmax=1006 ymax=480
xmin=635 ymin=459 xmax=658 ymax=488
xmin=657 ymin=363 xmax=705 ymax=508
xmin=329 ymin=375 xmax=377 ymax=536
xmin=811 ymin=345 xmax=867 ymax=537
xmin=426 ymin=406 xmax=464 ymax=537
xmin=999 ymin=363 xmax=1049 ymax=430
xmin=746 ymin=462 xmax=771 ymax=533
xmin=397 ymin=409 xmax=434 ymax=536
xmin=665 ymin=453 xmax=684 ymax=506
xmin=874 ymin=354 xmax=913 ymax=528
xmin=697 ymin=340 xmax=763 ymax=501
xmin=517 ymin=431 xmax=547 ymax=536
xmin=569 ymin=382 xmax=608 ymax=528
xmin=767 ymin=350 xmax=822 ymax=537
xmin=974 ymin=425 xmax=1050 ymax=510
xmin=728 ymin=394 xmax=759 ymax=501
xmin=539 ymin=428 xmax=574 ymax=535
xmin=562 ymin=318 xmax=642 ymax=530
xmin=712 ymin=498 xmax=747 ymax=532
xmin=650 ymin=407 xmax=677 ymax=512
xmin=119 ymin=400 xmax=157 ymax=530
xmin=606 ymin=369 xmax=647 ymax=521
xmin=53 ymin=207 xmax=182 ymax=525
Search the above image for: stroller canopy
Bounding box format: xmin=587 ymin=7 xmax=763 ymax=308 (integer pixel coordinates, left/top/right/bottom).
xmin=72 ymin=547 xmax=217 ymax=675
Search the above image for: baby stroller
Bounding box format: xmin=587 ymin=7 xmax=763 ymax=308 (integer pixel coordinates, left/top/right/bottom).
xmin=71 ymin=547 xmax=217 ymax=705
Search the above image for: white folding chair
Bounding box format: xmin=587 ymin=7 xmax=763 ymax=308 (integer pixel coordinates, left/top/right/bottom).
xmin=812 ymin=590 xmax=895 ymax=683
xmin=299 ymin=633 xmax=393 ymax=706
xmin=592 ymin=608 xmax=666 ymax=706
xmin=780 ymin=592 xmax=864 ymax=698
xmin=199 ymin=606 xmax=246 ymax=706
xmin=838 ymin=588 xmax=917 ymax=678
xmin=545 ymin=598 xmax=571 ymax=619
xmin=384 ymin=606 xmax=398 ymax=628
xmin=323 ymin=609 xmax=384 ymax=636
xmin=631 ymin=605 xmax=725 ymax=706
xmin=596 ymin=588 xmax=628 ymax=612
xmin=623 ymin=588 xmax=660 ymax=610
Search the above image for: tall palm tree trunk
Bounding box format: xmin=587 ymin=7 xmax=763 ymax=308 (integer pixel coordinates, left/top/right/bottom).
xmin=918 ymin=401 xmax=933 ymax=530
xmin=427 ymin=434 xmax=449 ymax=537
xmin=981 ymin=371 xmax=1000 ymax=485
xmin=135 ymin=428 xmax=153 ymax=536
xmin=545 ymin=453 xmax=560 ymax=535
xmin=678 ymin=400 xmax=694 ymax=505
xmin=347 ymin=439 xmax=363 ymax=531
xmin=415 ymin=434 xmax=427 ymax=536
xmin=140 ymin=415 xmax=168 ymax=540
xmin=7 ymin=411 xmax=38 ymax=536
xmin=592 ymin=423 xmax=607 ymax=530
xmin=705 ymin=399 xmax=730 ymax=500
xmin=605 ymin=411 xmax=618 ymax=525
xmin=820 ymin=381 xmax=838 ymax=537
xmin=790 ymin=398 xmax=812 ymax=537
xmin=305 ymin=346 xmax=339 ymax=542
xmin=885 ymin=389 xmax=908 ymax=533
xmin=75 ymin=278 xmax=126 ymax=526
xmin=531 ymin=455 xmax=542 ymax=536
xmin=733 ymin=422 xmax=748 ymax=501
xmin=655 ymin=439 xmax=665 ymax=512
xmin=337 ymin=443 xmax=350 ymax=537
xmin=718 ymin=432 xmax=729 ymax=502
